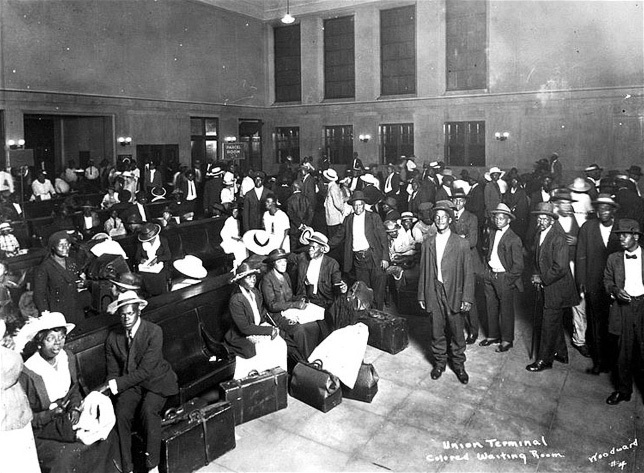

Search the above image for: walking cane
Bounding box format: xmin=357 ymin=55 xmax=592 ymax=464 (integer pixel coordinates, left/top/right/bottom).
xmin=530 ymin=286 xmax=542 ymax=360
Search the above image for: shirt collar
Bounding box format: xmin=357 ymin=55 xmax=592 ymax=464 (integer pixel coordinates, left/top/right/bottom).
xmin=129 ymin=317 xmax=142 ymax=337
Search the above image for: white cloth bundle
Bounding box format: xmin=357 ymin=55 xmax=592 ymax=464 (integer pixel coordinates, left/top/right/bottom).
xmin=73 ymin=391 xmax=115 ymax=445
xmin=282 ymin=303 xmax=325 ymax=325
xmin=233 ymin=336 xmax=287 ymax=380
xmin=308 ymin=322 xmax=369 ymax=389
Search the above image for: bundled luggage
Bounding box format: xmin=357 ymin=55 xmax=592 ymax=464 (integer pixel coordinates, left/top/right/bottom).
xmin=289 ymin=359 xmax=342 ymax=413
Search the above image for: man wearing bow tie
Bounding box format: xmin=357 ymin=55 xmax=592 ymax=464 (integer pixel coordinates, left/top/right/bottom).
xmin=603 ymin=219 xmax=644 ymax=405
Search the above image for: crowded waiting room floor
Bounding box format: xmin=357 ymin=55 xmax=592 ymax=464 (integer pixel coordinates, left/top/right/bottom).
xmin=200 ymin=290 xmax=642 ymax=473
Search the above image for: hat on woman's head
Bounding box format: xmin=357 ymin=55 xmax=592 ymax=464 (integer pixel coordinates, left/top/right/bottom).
xmin=22 ymin=311 xmax=75 ymax=342
xmin=173 ymin=255 xmax=207 ymax=279
xmin=109 ymin=272 xmax=143 ymax=291
xmin=242 ymin=229 xmax=274 ymax=256
xmin=151 ymin=186 xmax=166 ymax=199
xmin=264 ymin=248 xmax=290 ymax=265
xmin=111 ymin=290 xmax=148 ymax=313
xmin=484 ymin=166 xmax=505 ymax=181
xmin=230 ymin=261 xmax=260 ymax=283
xmin=137 ymin=223 xmax=161 ymax=242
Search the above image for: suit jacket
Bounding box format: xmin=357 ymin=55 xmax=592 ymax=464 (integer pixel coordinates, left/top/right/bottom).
xmin=293 ymin=253 xmax=342 ymax=309
xmin=383 ymin=173 xmax=401 ymax=196
xmin=328 ymin=210 xmax=389 ymax=273
xmin=224 ymin=286 xmax=274 ymax=358
xmin=242 ymin=187 xmax=271 ymax=234
xmin=487 ymin=227 xmax=524 ymax=291
xmin=604 ymin=248 xmax=644 ymax=335
xmin=576 ymin=218 xmax=622 ymax=293
xmin=144 ymin=168 xmax=163 ymax=192
xmin=534 ymin=222 xmax=580 ymax=309
xmin=179 ymin=179 xmax=198 ymax=200
xmin=418 ymin=231 xmax=474 ymax=314
xmin=302 ymin=174 xmax=317 ymax=208
xmin=105 ymin=319 xmax=178 ymax=397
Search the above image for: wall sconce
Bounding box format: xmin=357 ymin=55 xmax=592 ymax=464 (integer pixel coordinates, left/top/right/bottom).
xmin=224 ymin=136 xmax=237 ymax=143
xmin=117 ymin=136 xmax=132 ymax=146
xmin=359 ymin=134 xmax=371 ymax=143
xmin=495 ymin=132 xmax=510 ymax=141
xmin=7 ymin=139 xmax=25 ymax=150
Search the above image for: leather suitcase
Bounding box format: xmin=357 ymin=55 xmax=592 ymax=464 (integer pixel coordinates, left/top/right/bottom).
xmin=341 ymin=362 xmax=379 ymax=403
xmin=160 ymin=400 xmax=236 ymax=473
xmin=289 ymin=360 xmax=342 ymax=413
xmin=359 ymin=309 xmax=409 ymax=354
xmin=219 ymin=367 xmax=288 ymax=425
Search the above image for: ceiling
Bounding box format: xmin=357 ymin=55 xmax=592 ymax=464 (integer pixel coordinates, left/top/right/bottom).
xmin=198 ymin=0 xmax=396 ymax=21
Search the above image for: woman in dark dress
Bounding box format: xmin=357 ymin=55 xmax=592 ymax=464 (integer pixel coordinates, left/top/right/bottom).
xmin=34 ymin=231 xmax=89 ymax=325
xmin=134 ymin=223 xmax=172 ymax=296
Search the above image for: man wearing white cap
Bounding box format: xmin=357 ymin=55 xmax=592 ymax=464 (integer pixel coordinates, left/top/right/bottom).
xmin=323 ymin=169 xmax=345 ymax=239
xmin=98 ymin=291 xmax=178 ymax=473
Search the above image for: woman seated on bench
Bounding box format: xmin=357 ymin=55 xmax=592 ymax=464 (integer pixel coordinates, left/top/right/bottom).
xmin=224 ymin=262 xmax=287 ymax=379
xmin=19 ymin=311 xmax=118 ymax=473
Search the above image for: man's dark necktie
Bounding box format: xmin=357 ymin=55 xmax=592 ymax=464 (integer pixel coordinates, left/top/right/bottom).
xmin=626 ymin=254 xmax=637 ymax=259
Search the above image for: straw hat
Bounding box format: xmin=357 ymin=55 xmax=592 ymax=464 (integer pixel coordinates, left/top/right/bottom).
xmin=484 ymin=166 xmax=505 ymax=181
xmin=584 ymin=164 xmax=603 ymax=173
xmin=242 ymin=229 xmax=274 ymax=256
xmin=490 ymin=203 xmax=515 ymax=220
xmin=110 ymin=290 xmax=148 ymax=313
xmin=302 ymin=231 xmax=329 ymax=253
xmin=138 ymin=223 xmax=161 ymax=242
xmin=0 ymin=222 xmax=13 ymax=233
xmin=173 ymin=255 xmax=207 ymax=279
xmin=22 ymin=311 xmax=75 ymax=341
xmin=151 ymin=186 xmax=166 ymax=199
xmin=400 ymin=211 xmax=418 ymax=223
xmin=568 ymin=178 xmax=592 ymax=193
xmin=207 ymin=166 xmax=224 ymax=178
xmin=299 ymin=225 xmax=315 ymax=246
xmin=322 ymin=169 xmax=338 ymax=182
xmin=231 ymin=262 xmax=260 ymax=283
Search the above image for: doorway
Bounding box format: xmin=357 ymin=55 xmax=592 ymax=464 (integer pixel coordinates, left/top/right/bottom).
xmin=239 ymin=119 xmax=262 ymax=172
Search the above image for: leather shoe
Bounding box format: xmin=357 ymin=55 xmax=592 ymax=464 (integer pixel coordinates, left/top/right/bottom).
xmin=479 ymin=338 xmax=500 ymax=347
xmin=573 ymin=344 xmax=591 ymax=358
xmin=465 ymin=334 xmax=478 ymax=345
xmin=606 ymin=391 xmax=631 ymax=405
xmin=554 ymin=353 xmax=569 ymax=364
xmin=455 ymin=369 xmax=469 ymax=385
xmin=526 ymin=360 xmax=553 ymax=372
xmin=495 ymin=342 xmax=513 ymax=353
xmin=431 ymin=366 xmax=444 ymax=380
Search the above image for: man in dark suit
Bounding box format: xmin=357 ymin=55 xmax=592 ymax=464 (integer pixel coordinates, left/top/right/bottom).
xmin=99 ymin=291 xmax=178 ymax=473
xmin=383 ymin=163 xmax=401 ymax=198
xmin=527 ymin=202 xmax=580 ymax=372
xmin=286 ymin=180 xmax=313 ymax=250
xmin=300 ymin=163 xmax=317 ymax=209
xmin=576 ymin=194 xmax=622 ymax=374
xmin=614 ymin=174 xmax=644 ymax=227
xmin=143 ymin=161 xmax=163 ymax=194
xmin=583 ymin=163 xmax=602 ymax=200
xmin=481 ymin=203 xmax=524 ymax=351
xmin=603 ymin=219 xmax=644 ymax=405
xmin=329 ymin=190 xmax=389 ymax=309
xmin=242 ymin=171 xmax=270 ymax=233
xmin=418 ymin=200 xmax=474 ymax=384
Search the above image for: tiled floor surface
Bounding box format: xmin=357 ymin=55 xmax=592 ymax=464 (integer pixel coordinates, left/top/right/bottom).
xmin=200 ymin=285 xmax=643 ymax=472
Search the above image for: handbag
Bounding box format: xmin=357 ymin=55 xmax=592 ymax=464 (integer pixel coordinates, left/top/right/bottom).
xmin=289 ymin=359 xmax=342 ymax=413
xmin=341 ymin=362 xmax=379 ymax=403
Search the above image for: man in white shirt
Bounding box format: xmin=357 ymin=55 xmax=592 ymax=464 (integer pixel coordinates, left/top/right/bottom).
xmin=323 ymin=169 xmax=345 ymax=238
xmin=84 ymin=159 xmax=100 ymax=190
xmin=30 ymin=171 xmax=56 ymax=201
xmin=263 ymin=194 xmax=290 ymax=252
xmin=604 ymin=219 xmax=644 ymax=405
xmin=417 ymin=200 xmax=474 ymax=384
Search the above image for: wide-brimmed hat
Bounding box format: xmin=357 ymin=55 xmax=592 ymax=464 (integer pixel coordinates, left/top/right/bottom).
xmin=307 ymin=231 xmax=330 ymax=253
xmin=429 ymin=161 xmax=440 ymax=169
xmin=111 ymin=290 xmax=148 ymax=313
xmin=568 ymin=177 xmax=592 ymax=193
xmin=242 ymin=229 xmax=274 ymax=256
xmin=433 ymin=200 xmax=455 ymax=218
xmin=173 ymin=255 xmax=207 ymax=279
xmin=360 ymin=174 xmax=380 ymax=187
xmin=0 ymin=222 xmax=13 ymax=232
xmin=299 ymin=225 xmax=315 ymax=246
xmin=584 ymin=164 xmax=603 ymax=173
xmin=151 ymin=186 xmax=166 ymax=198
xmin=484 ymin=166 xmax=505 ymax=181
xmin=531 ymin=201 xmax=558 ymax=219
xmin=21 ymin=311 xmax=75 ymax=341
xmin=592 ymin=193 xmax=620 ymax=208
xmin=138 ymin=223 xmax=161 ymax=242
xmin=348 ymin=190 xmax=367 ymax=204
xmin=384 ymin=220 xmax=401 ymax=233
xmin=322 ymin=169 xmax=338 ymax=182
xmin=231 ymin=262 xmax=260 ymax=283
xmin=264 ymin=248 xmax=290 ymax=264
xmin=550 ymin=188 xmax=574 ymax=202
xmin=109 ymin=272 xmax=143 ymax=291
xmin=612 ymin=218 xmax=642 ymax=235
xmin=490 ymin=203 xmax=516 ymax=220
xmin=451 ymin=189 xmax=469 ymax=200
xmin=627 ymin=165 xmax=643 ymax=176
xmin=400 ymin=211 xmax=418 ymax=223
xmin=207 ymin=166 xmax=224 ymax=178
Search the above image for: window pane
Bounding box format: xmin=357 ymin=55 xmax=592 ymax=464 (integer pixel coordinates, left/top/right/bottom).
xmin=205 ymin=140 xmax=218 ymax=161
xmin=324 ymin=17 xmax=355 ymax=99
xmin=275 ymin=25 xmax=301 ymax=103
xmin=205 ymin=119 xmax=218 ymax=136
xmin=446 ymin=0 xmax=487 ymax=91
xmin=381 ymin=5 xmax=416 ymax=96
xmin=190 ymin=118 xmax=203 ymax=135
xmin=275 ymin=127 xmax=300 ymax=163
xmin=444 ymin=121 xmax=485 ymax=166
xmin=325 ymin=125 xmax=353 ymax=165
xmin=379 ymin=123 xmax=414 ymax=163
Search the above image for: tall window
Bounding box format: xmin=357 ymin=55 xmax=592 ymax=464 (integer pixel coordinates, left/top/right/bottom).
xmin=325 ymin=126 xmax=354 ymax=165
xmin=274 ymin=25 xmax=301 ymax=103
xmin=446 ymin=0 xmax=487 ymax=91
xmin=379 ymin=123 xmax=414 ymax=163
xmin=275 ymin=127 xmax=300 ymax=163
xmin=444 ymin=121 xmax=485 ymax=166
xmin=190 ymin=117 xmax=218 ymax=164
xmin=380 ymin=6 xmax=416 ymax=96
xmin=324 ymin=16 xmax=355 ymax=99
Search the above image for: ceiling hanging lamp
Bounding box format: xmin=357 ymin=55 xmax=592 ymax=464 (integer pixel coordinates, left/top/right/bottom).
xmin=281 ymin=0 xmax=295 ymax=24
